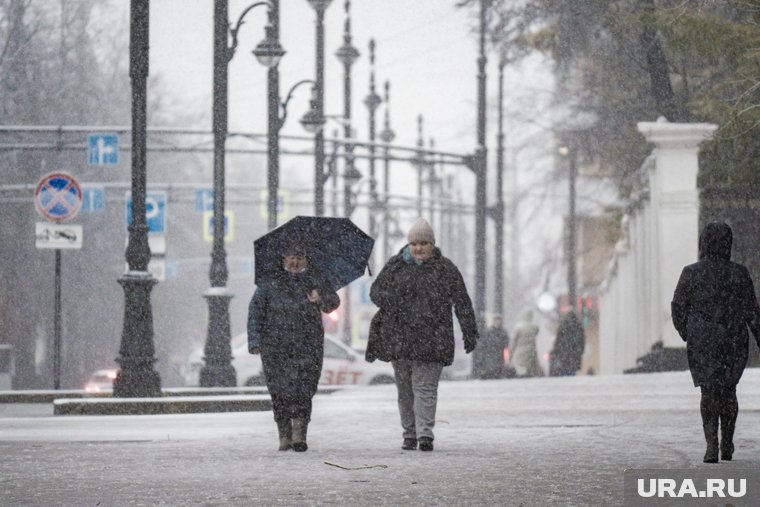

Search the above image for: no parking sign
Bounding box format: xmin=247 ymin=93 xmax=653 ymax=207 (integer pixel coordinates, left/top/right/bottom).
xmin=34 ymin=172 xmax=82 ymax=223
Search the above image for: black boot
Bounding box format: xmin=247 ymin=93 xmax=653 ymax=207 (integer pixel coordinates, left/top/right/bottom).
xmin=292 ymin=418 xmax=308 ymax=452
xmin=277 ymin=420 xmax=292 ymax=451
xmin=720 ymin=391 xmax=738 ymax=461
xmin=418 ymin=437 xmax=434 ymax=452
xmin=701 ymin=390 xmax=719 ymax=463
xmin=402 ymin=438 xmax=417 ymax=450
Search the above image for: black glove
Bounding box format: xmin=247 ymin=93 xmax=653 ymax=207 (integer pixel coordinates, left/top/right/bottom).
xmin=464 ymin=338 xmax=476 ymax=354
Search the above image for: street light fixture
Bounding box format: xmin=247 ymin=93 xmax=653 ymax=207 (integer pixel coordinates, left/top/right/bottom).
xmin=252 ymin=24 xmax=285 ymax=68
xmin=299 ymin=87 xmax=326 ymax=134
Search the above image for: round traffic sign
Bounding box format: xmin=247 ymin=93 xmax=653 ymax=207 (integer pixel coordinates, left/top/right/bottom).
xmin=34 ymin=172 xmax=83 ymax=223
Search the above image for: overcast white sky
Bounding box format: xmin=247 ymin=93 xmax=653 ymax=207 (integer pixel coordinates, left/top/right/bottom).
xmin=150 ymin=0 xmax=510 ymax=153
xmin=145 ymin=0 xmax=568 ymax=312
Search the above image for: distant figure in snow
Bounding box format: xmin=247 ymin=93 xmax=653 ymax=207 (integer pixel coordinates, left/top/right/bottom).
xmin=472 ymin=314 xmax=510 ymax=379
xmin=550 ymin=311 xmax=585 ymax=376
xmin=671 ymin=221 xmax=760 ymax=463
xmin=510 ymin=308 xmax=540 ymax=378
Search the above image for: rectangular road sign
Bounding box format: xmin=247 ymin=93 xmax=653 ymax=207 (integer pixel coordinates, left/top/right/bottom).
xmin=87 ymin=133 xmax=119 ymax=166
xmin=202 ymin=210 xmax=234 ymax=243
xmin=195 ymin=189 xmax=213 ymax=212
xmin=36 ymin=223 xmax=83 ymax=250
xmin=126 ymin=191 xmax=166 ymax=234
xmin=82 ymin=186 xmax=105 ymax=212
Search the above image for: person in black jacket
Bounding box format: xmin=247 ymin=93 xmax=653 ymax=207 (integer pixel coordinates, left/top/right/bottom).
xmin=671 ymin=221 xmax=760 ymax=463
xmin=248 ymin=243 xmax=340 ymax=452
xmin=549 ymin=312 xmax=585 ymax=376
xmin=367 ymin=218 xmax=479 ymax=452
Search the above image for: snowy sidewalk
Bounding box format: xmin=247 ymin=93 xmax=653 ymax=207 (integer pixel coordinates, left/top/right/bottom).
xmin=2 ymin=370 xmax=760 ymax=506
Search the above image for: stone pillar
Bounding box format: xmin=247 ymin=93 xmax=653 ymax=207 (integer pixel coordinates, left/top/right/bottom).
xmin=637 ymin=119 xmax=716 ymax=348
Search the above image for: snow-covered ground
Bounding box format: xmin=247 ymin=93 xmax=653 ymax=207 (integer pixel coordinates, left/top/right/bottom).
xmin=2 ymin=370 xmax=759 ymax=506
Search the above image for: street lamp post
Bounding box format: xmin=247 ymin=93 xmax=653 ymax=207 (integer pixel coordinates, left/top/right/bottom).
xmin=258 ymin=0 xmax=283 ymax=231
xmin=473 ymin=0 xmax=488 ymax=327
xmin=415 ymin=115 xmax=425 ymax=217
xmin=307 ymin=0 xmax=333 ymax=216
xmin=559 ymin=145 xmax=578 ymax=311
xmin=335 ymin=0 xmax=360 ymax=219
xmin=378 ymin=80 xmax=395 ymax=263
xmin=492 ymin=56 xmax=506 ymax=316
xmin=202 ymin=0 xmax=282 ymax=387
xmin=364 ymin=38 xmax=382 ymax=270
xmin=113 ymin=0 xmax=160 ymax=397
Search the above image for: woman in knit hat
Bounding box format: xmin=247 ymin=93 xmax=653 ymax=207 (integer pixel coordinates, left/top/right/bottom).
xmin=367 ymin=218 xmax=479 ymax=451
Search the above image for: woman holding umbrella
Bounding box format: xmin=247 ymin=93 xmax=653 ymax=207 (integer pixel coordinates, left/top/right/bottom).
xmin=367 ymin=218 xmax=479 ymax=452
xmin=247 ymin=241 xmax=340 ymax=452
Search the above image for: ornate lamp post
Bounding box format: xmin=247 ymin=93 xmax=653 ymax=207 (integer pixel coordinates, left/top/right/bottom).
xmin=473 ymin=0 xmax=488 ymax=327
xmin=378 ymin=80 xmax=395 ymax=262
xmin=335 ymin=0 xmax=361 ymax=219
xmin=414 ymin=115 xmax=425 ymax=217
xmin=491 ymin=55 xmax=506 ymax=316
xmin=251 ymin=1 xmax=286 ymax=231
xmin=559 ymin=145 xmax=577 ymax=310
xmin=201 ymin=0 xmax=282 ymax=387
xmin=306 ymin=0 xmax=333 ymax=216
xmin=364 ymin=38 xmax=382 ymax=269
xmin=114 ymin=0 xmax=160 ymax=397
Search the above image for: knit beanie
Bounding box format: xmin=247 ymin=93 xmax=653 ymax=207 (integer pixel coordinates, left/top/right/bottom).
xmin=407 ymin=217 xmax=435 ymax=244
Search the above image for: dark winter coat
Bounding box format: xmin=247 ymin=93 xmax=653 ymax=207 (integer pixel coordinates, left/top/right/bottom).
xmin=671 ymin=222 xmax=760 ymax=388
xmin=472 ymin=326 xmax=509 ymax=378
xmin=366 ymin=246 xmax=479 ymax=366
xmin=247 ymin=268 xmax=340 ymax=398
xmin=550 ymin=312 xmax=585 ymax=376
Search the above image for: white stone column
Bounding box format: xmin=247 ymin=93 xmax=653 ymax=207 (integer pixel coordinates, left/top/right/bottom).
xmin=637 ymin=119 xmax=716 ymax=348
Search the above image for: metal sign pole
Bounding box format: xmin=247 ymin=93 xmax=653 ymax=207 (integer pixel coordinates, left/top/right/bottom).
xmin=54 ymin=249 xmax=62 ymax=390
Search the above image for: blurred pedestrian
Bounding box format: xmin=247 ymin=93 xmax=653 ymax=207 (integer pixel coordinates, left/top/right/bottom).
xmin=472 ymin=315 xmax=510 ymax=379
xmin=549 ymin=311 xmax=585 ymax=376
xmin=247 ymin=242 xmax=340 ymax=452
xmin=510 ymin=308 xmax=540 ymax=378
xmin=367 ymin=218 xmax=479 ymax=452
xmin=671 ymin=221 xmax=760 ymax=463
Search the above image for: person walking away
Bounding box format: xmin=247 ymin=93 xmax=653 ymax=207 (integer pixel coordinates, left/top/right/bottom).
xmin=247 ymin=243 xmax=340 ymax=452
xmin=510 ymin=308 xmax=540 ymax=377
xmin=472 ymin=315 xmax=509 ymax=379
xmin=671 ymin=221 xmax=760 ymax=463
xmin=367 ymin=218 xmax=479 ymax=452
xmin=549 ymin=311 xmax=585 ymax=376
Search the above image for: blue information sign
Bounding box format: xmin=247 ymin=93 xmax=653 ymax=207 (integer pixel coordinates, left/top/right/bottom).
xmin=126 ymin=191 xmax=166 ymax=234
xmin=88 ymin=133 xmax=119 ymax=166
xmin=81 ymin=186 xmax=105 ymax=212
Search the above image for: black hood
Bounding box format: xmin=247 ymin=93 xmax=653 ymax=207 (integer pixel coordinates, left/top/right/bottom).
xmin=699 ymin=221 xmax=732 ymax=261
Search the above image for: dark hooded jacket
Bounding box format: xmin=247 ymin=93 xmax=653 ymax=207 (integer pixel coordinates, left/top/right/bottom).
xmin=366 ymin=246 xmax=479 ymax=365
xmin=247 ymin=268 xmax=339 ymax=398
xmin=671 ymin=222 xmax=760 ymax=387
xmin=550 ymin=312 xmax=585 ymax=376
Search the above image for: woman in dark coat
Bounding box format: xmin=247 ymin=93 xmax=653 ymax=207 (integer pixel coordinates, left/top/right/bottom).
xmin=550 ymin=311 xmax=585 ymax=376
xmin=367 ymin=218 xmax=479 ymax=452
xmin=247 ymin=245 xmax=340 ymax=452
xmin=671 ymin=221 xmax=760 ymax=463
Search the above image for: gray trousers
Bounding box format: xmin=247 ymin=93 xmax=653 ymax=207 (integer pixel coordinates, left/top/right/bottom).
xmin=391 ymin=360 xmax=444 ymax=440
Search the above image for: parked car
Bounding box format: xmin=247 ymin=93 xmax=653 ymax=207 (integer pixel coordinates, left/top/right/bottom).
xmin=184 ymin=333 xmax=395 ymax=388
xmin=84 ymin=369 xmax=117 ymax=392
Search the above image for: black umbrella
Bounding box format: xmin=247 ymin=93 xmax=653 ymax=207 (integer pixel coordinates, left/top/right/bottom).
xmin=254 ymin=216 xmax=374 ymax=291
